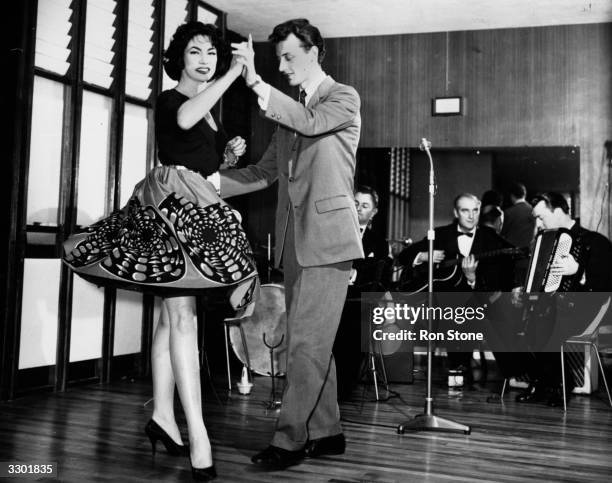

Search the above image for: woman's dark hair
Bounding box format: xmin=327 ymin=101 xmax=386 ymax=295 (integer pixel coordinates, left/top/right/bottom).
xmin=163 ymin=22 xmax=230 ymax=81
xmin=269 ymin=18 xmax=326 ymax=64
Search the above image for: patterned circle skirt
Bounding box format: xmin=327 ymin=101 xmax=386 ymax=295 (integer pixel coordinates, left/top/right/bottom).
xmin=63 ymin=166 xmax=257 ymax=308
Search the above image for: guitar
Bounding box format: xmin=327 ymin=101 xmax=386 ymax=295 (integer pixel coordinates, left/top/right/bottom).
xmin=397 ymin=246 xmax=529 ymax=294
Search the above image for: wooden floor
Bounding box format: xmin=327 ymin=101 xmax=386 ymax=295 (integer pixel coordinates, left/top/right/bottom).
xmin=2 ymin=371 xmax=612 ymax=483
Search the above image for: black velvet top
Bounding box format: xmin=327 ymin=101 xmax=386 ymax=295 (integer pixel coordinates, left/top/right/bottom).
xmin=155 ymin=89 xmax=228 ymax=177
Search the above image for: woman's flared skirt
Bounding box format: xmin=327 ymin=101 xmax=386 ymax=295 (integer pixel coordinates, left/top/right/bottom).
xmin=63 ymin=165 xmax=257 ymax=308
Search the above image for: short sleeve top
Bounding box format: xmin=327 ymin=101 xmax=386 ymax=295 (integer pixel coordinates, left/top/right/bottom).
xmin=155 ymin=89 xmax=228 ymax=177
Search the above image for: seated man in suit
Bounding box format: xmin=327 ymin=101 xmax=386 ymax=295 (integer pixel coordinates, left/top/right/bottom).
xmin=336 ymin=185 xmax=391 ymax=400
xmin=350 ymin=185 xmax=392 ymax=289
xmin=515 ymin=192 xmax=612 ymax=407
xmin=398 ymin=193 xmax=515 ymax=381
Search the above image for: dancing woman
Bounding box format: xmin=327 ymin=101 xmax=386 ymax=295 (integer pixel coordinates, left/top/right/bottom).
xmin=63 ymin=22 xmax=257 ymax=481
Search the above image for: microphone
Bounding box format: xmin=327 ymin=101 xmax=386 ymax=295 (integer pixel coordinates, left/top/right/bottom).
xmin=419 ymin=138 xmax=432 ymax=151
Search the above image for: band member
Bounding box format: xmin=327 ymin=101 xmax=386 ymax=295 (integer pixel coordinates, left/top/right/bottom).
xmin=501 ymin=182 xmax=536 ymax=281
xmin=479 ymin=205 xmax=504 ymax=235
xmin=350 ymin=185 xmax=392 ymax=288
xmin=336 ymin=186 xmax=391 ymax=400
xmin=225 ymin=19 xmax=362 ymax=469
xmin=501 ymin=182 xmax=536 ymax=248
xmin=398 ymin=193 xmax=515 ymax=377
xmin=398 ymin=193 xmax=514 ymax=292
xmin=515 ymin=192 xmax=612 ymax=406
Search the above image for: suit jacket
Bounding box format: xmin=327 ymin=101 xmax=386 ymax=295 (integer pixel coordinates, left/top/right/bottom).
xmin=221 ymin=77 xmax=363 ymax=267
xmin=501 ymin=200 xmax=536 ymax=248
xmin=398 ymin=222 xmax=515 ymax=291
xmin=353 ymin=227 xmax=391 ymax=288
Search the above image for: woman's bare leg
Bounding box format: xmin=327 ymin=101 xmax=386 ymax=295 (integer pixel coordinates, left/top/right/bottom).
xmin=151 ymin=302 xmax=184 ymax=444
xmin=164 ymin=296 xmax=212 ymax=468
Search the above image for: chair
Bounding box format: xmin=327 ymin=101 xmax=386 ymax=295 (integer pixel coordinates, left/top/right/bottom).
xmin=561 ymin=295 xmax=612 ymax=411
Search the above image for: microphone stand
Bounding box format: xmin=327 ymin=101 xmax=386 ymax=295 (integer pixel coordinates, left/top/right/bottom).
xmin=397 ymin=138 xmax=471 ymax=435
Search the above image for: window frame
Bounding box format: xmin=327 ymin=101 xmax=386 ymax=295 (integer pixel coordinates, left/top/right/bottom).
xmin=3 ymin=0 xmax=227 ymax=400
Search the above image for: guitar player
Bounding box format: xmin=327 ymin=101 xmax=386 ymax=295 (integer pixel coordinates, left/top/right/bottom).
xmin=397 ymin=193 xmax=516 ymax=382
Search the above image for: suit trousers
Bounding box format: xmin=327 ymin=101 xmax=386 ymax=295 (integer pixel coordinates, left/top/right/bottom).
xmin=271 ymin=208 xmax=351 ymax=450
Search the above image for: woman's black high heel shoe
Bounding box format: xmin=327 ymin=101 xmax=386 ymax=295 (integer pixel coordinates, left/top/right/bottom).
xmin=190 ymin=460 xmax=216 ymax=481
xmin=144 ymin=419 xmax=189 ymax=457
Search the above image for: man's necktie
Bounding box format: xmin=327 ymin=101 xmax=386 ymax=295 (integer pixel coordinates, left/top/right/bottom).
xmin=457 ymin=231 xmax=474 ymax=238
xmin=299 ymin=89 xmax=306 ymax=106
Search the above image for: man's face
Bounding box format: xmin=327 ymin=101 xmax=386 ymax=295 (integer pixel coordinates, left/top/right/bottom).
xmin=355 ymin=192 xmax=377 ymax=225
xmin=532 ymin=200 xmax=560 ymax=229
xmin=275 ymin=33 xmax=318 ymax=87
xmin=454 ymin=196 xmax=480 ymax=232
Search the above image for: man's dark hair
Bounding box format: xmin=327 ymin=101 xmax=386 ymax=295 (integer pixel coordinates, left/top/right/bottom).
xmin=269 ymin=18 xmax=326 ymax=63
xmin=509 ymin=182 xmax=527 ymax=200
xmin=480 ymin=205 xmax=503 ymax=226
xmin=355 ymin=184 xmax=379 ymax=208
xmin=481 ymin=189 xmax=502 ymax=208
xmin=163 ymin=22 xmax=230 ymax=81
xmin=531 ymin=192 xmax=570 ymax=214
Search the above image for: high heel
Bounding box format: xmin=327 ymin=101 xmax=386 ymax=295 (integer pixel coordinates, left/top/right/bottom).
xmin=144 ymin=419 xmax=189 ymax=457
xmin=190 ymin=460 xmax=216 ymax=481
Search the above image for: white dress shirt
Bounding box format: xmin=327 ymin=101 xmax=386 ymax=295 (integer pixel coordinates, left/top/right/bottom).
xmin=457 ymin=228 xmax=477 ymax=257
xmin=256 ymin=70 xmax=328 ymax=110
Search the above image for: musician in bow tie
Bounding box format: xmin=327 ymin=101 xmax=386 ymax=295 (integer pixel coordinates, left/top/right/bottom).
xmin=397 ymin=193 xmax=516 ymax=379
xmin=349 ymin=185 xmax=392 ymax=288
xmin=398 ymin=193 xmax=514 ymax=292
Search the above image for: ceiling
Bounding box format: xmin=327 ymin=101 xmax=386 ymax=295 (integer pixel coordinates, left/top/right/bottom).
xmin=207 ymin=0 xmax=612 ymax=41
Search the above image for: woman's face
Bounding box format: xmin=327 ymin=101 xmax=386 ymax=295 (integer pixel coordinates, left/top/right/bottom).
xmin=182 ymin=35 xmax=217 ymax=83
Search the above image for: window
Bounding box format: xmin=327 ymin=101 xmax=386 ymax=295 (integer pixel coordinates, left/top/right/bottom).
xmin=83 ymin=0 xmax=117 ymax=88
xmin=9 ymin=0 xmax=227 ymax=398
xmin=34 ymin=0 xmax=73 ymax=76
xmin=162 ymin=0 xmax=189 ymax=91
xmin=126 ymin=0 xmax=156 ymax=100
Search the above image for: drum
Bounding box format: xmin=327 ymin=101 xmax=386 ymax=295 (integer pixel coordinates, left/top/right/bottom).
xmin=229 ymin=283 xmax=287 ymax=376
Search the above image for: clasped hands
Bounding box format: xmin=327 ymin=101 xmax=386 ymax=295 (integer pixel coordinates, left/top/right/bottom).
xmin=221 ymin=136 xmax=246 ymax=169
xmin=230 ymin=34 xmax=258 ymax=86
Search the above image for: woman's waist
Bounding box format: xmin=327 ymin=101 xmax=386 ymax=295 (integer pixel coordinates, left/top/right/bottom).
xmin=156 ymin=164 xmax=220 ymax=193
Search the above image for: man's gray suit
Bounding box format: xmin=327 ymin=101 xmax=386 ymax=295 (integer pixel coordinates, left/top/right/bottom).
xmin=221 ymin=76 xmax=362 ymax=449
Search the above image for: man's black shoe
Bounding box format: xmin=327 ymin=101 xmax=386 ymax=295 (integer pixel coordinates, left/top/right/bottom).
xmin=515 ymin=384 xmax=546 ymax=403
xmin=251 ymin=445 xmax=304 ymax=470
xmin=304 ymin=433 xmax=346 ymax=458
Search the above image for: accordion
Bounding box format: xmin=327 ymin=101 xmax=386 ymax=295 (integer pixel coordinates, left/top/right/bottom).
xmin=524 ymin=228 xmax=573 ymax=293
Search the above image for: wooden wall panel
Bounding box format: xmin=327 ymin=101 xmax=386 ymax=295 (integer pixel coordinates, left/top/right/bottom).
xmin=250 ymin=23 xmax=611 ymax=235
